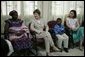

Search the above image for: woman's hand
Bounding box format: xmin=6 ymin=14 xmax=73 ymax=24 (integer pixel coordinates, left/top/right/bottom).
xmin=70 ymin=25 xmax=75 ymax=30
xmin=20 ymin=30 xmax=25 ymax=33
xmin=9 ymin=29 xmax=14 ymax=32
xmin=16 ymin=30 xmax=25 ymax=36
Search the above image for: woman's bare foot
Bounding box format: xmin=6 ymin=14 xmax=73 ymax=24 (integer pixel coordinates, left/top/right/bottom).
xmin=52 ymin=46 xmax=61 ymax=52
xmin=79 ymin=46 xmax=83 ymax=51
xmin=46 ymin=52 xmax=51 ymax=56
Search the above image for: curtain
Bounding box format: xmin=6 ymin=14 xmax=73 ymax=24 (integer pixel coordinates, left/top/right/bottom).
xmin=1 ymin=1 xmax=84 ymax=33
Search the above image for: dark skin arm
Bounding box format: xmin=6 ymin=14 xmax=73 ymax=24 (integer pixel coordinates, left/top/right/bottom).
xmin=4 ymin=22 xmax=9 ymax=39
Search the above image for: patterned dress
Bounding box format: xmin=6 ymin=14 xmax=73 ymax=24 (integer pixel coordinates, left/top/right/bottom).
xmin=5 ymin=19 xmax=32 ymax=50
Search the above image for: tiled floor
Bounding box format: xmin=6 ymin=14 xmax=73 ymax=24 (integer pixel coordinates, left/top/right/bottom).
xmin=34 ymin=47 xmax=84 ymax=56
xmin=11 ymin=46 xmax=84 ymax=56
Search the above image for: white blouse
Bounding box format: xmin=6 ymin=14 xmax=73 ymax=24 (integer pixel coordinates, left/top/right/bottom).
xmin=66 ymin=18 xmax=78 ymax=29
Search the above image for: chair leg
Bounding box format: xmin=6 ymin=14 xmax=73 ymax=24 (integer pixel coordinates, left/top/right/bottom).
xmin=72 ymin=41 xmax=74 ymax=48
xmin=34 ymin=36 xmax=38 ymax=56
xmin=69 ymin=35 xmax=74 ymax=49
xmin=71 ymin=37 xmax=74 ymax=48
xmin=35 ymin=42 xmax=38 ymax=56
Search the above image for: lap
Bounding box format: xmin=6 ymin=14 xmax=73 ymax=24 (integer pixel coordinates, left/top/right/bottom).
xmin=72 ymin=27 xmax=84 ymax=43
xmin=36 ymin=31 xmax=51 ymax=38
xmin=56 ymin=34 xmax=65 ymax=39
xmin=56 ymin=33 xmax=68 ymax=40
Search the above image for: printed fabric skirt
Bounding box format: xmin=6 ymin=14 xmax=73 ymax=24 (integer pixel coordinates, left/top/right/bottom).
xmin=10 ymin=35 xmax=32 ymax=51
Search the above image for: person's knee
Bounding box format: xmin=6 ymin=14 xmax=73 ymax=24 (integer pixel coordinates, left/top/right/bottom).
xmin=58 ymin=37 xmax=63 ymax=41
xmin=44 ymin=37 xmax=49 ymax=42
xmin=64 ymin=35 xmax=69 ymax=40
xmin=46 ymin=32 xmax=51 ymax=37
xmin=66 ymin=36 xmax=69 ymax=40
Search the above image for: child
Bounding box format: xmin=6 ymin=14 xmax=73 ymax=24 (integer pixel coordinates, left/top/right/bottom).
xmin=53 ymin=18 xmax=69 ymax=52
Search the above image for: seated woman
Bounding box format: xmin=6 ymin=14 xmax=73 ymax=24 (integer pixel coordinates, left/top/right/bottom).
xmin=30 ymin=9 xmax=60 ymax=56
xmin=4 ymin=10 xmax=32 ymax=51
xmin=65 ymin=10 xmax=84 ymax=50
xmin=53 ymin=18 xmax=69 ymax=53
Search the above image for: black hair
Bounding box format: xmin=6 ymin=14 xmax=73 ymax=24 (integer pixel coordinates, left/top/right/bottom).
xmin=56 ymin=18 xmax=62 ymax=22
xmin=69 ymin=10 xmax=77 ymax=18
xmin=9 ymin=10 xmax=18 ymax=16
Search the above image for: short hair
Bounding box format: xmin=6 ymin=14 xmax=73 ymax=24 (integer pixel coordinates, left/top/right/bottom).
xmin=33 ymin=9 xmax=41 ymax=16
xmin=56 ymin=18 xmax=62 ymax=22
xmin=9 ymin=10 xmax=18 ymax=16
xmin=69 ymin=10 xmax=77 ymax=18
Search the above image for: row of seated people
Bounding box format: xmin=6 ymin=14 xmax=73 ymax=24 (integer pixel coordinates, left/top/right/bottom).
xmin=1 ymin=9 xmax=84 ymax=56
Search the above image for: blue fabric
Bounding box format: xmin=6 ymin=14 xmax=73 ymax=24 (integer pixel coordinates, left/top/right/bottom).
xmin=53 ymin=24 xmax=65 ymax=35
